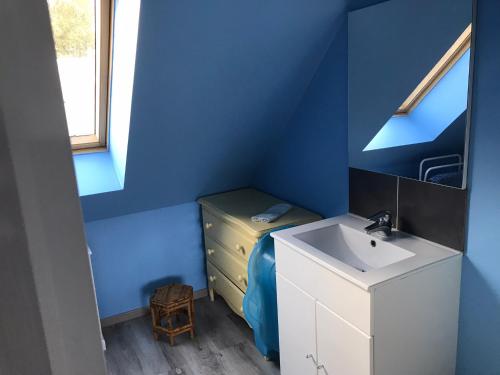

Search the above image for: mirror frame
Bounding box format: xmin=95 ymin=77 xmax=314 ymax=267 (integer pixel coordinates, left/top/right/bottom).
xmin=461 ymin=0 xmax=478 ymax=189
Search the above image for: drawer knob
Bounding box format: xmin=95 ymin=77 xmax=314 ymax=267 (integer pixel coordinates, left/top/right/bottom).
xmin=238 ymin=275 xmax=248 ymax=287
xmin=209 ymin=275 xmax=217 ymax=282
xmin=235 ymin=244 xmax=245 ymax=255
xmin=207 ymin=249 xmax=215 ymax=255
xmin=205 ymin=222 xmax=213 ymax=229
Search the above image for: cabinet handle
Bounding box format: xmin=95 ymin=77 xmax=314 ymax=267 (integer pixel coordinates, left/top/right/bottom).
xmin=207 ymin=249 xmax=215 ymax=255
xmin=235 ymin=244 xmax=245 ymax=255
xmin=306 ymin=354 xmax=318 ymax=366
xmin=205 ymin=222 xmax=213 ymax=229
xmin=209 ymin=275 xmax=217 ymax=282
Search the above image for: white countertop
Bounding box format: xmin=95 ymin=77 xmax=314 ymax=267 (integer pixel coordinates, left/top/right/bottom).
xmin=271 ymin=214 xmax=462 ymax=290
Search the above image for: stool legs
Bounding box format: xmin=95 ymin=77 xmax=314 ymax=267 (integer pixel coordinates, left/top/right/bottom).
xmin=151 ymin=305 xmax=160 ymax=341
xmin=190 ymin=299 xmax=195 ymax=339
xmin=150 ymin=302 xmax=195 ymax=345
xmin=166 ymin=313 xmax=175 ymax=346
xmin=169 ymin=328 xmax=175 ymax=346
xmin=186 ymin=301 xmax=195 ymax=339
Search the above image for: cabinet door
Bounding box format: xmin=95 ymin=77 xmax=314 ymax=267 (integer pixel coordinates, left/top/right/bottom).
xmin=276 ymin=274 xmax=318 ymax=375
xmin=316 ymin=302 xmax=372 ymax=375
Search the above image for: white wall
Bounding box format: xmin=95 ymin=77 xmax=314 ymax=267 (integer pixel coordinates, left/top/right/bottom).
xmin=0 ymin=0 xmax=107 ymax=374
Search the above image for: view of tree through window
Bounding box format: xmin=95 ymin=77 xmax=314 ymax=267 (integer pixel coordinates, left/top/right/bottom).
xmin=48 ymin=0 xmax=96 ymax=138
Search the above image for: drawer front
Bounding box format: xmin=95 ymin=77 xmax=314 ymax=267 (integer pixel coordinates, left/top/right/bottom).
xmin=275 ymin=241 xmax=372 ymax=335
xmin=207 ymin=261 xmax=246 ymax=319
xmin=202 ymin=209 xmax=257 ymax=261
xmin=205 ymin=236 xmax=248 ymax=292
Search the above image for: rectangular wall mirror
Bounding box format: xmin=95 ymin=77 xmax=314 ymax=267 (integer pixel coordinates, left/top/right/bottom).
xmin=348 ymin=0 xmax=474 ymax=189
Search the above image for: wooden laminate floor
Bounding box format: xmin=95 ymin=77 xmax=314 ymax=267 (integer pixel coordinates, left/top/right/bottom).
xmin=103 ymin=297 xmax=281 ymax=375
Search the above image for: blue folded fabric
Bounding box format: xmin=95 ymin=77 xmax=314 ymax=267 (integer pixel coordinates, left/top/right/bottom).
xmin=243 ymin=225 xmax=293 ymax=361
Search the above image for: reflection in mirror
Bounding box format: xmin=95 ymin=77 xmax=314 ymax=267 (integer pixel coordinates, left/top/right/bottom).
xmin=348 ymin=0 xmax=473 ymax=189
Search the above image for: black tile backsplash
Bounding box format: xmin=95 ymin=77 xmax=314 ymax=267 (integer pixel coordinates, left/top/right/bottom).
xmin=398 ymin=177 xmax=467 ymax=251
xmin=349 ymin=168 xmax=467 ymax=251
xmin=349 ymin=168 xmax=398 ymax=224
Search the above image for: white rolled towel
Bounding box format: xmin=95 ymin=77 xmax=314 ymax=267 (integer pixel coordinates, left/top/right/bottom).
xmin=251 ymin=203 xmax=292 ymax=223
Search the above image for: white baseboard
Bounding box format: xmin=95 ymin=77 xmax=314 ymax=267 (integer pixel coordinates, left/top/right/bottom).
xmin=100 ymin=288 xmax=208 ymax=327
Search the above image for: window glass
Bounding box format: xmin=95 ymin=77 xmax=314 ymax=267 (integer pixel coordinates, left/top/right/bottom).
xmin=48 ymin=0 xmax=96 ymax=138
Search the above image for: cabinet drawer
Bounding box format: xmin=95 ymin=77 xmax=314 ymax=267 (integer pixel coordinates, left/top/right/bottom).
xmin=205 ymin=236 xmax=248 ymax=292
xmin=275 ymin=241 xmax=372 ymax=335
xmin=207 ymin=261 xmax=246 ymax=320
xmin=202 ymin=209 xmax=257 ymax=261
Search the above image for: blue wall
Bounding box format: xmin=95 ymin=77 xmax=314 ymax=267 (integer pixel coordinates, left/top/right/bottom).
xmin=81 ymin=0 xmax=349 ymax=222
xmin=249 ymin=0 xmax=404 ymax=217
xmin=83 ymin=0 xmax=352 ymax=318
xmin=86 ymin=202 xmax=205 ymax=318
xmin=348 ymin=0 xmax=389 ymax=11
xmin=249 ymin=0 xmax=393 ymax=214
xmin=457 ymin=0 xmax=500 ymax=373
xmin=73 ymin=152 xmax=122 ymax=196
xmin=252 ymin=19 xmax=349 ymax=218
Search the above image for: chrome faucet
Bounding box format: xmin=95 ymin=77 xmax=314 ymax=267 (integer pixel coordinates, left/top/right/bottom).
xmin=364 ymin=210 xmax=393 ymax=237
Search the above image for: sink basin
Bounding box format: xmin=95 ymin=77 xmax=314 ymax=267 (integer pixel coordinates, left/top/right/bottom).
xmin=294 ymin=223 xmax=415 ymax=272
xmin=271 ymin=214 xmax=461 ymax=290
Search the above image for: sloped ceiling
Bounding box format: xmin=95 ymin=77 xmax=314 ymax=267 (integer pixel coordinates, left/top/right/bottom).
xmin=81 ymin=0 xmax=390 ymax=221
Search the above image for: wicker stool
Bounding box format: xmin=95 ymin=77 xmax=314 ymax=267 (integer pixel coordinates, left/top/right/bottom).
xmin=150 ymin=284 xmax=195 ymax=346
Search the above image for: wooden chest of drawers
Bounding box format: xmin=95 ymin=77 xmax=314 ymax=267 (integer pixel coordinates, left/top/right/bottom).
xmin=197 ymin=188 xmax=321 ymax=320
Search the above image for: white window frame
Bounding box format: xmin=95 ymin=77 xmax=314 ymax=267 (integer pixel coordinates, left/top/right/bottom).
xmin=70 ymin=0 xmax=114 ymax=152
xmin=395 ymin=24 xmax=472 ymax=116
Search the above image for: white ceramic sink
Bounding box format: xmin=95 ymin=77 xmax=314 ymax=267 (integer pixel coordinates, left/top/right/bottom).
xmin=294 ymin=223 xmax=414 ymax=272
xmin=271 ymin=214 xmax=461 ymax=290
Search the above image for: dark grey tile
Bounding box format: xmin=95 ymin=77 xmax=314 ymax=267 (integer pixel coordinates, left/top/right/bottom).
xmin=398 ymin=178 xmax=467 ymax=251
xmin=349 ymin=168 xmax=398 ymax=222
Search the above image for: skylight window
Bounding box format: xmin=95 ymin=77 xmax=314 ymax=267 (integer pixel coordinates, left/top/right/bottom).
xmin=48 ymin=0 xmax=112 ymax=151
xmin=364 ymin=25 xmax=471 ymax=152
xmin=395 ymin=25 xmax=471 ymax=116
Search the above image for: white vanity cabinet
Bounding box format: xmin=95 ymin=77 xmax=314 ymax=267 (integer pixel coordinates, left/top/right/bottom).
xmin=277 ymin=274 xmax=371 ymax=375
xmin=274 ymin=236 xmax=462 ymax=375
